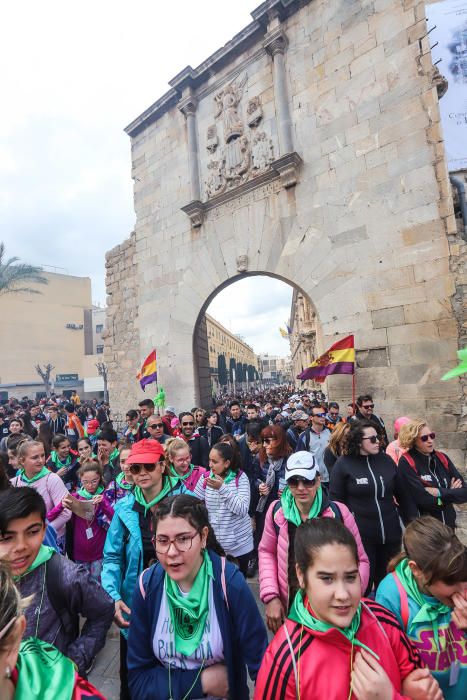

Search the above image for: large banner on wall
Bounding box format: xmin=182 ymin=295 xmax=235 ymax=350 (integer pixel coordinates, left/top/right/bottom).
xmin=427 ymin=0 xmax=467 ymax=170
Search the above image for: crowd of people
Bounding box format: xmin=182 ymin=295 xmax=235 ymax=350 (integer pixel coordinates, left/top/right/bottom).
xmin=0 ymin=387 xmax=466 ymax=699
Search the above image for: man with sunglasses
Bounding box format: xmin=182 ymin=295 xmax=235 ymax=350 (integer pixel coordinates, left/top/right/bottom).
xmin=295 ymin=405 xmax=331 ymax=483
xmin=179 ymin=412 xmax=209 ymax=468
xmin=354 ymin=394 xmax=389 ymax=448
xmin=146 ymin=417 xmax=169 ymax=445
xmin=258 ymin=451 xmax=369 ymax=632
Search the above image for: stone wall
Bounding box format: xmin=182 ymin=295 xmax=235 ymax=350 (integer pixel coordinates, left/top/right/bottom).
xmin=104 ymin=232 xmax=140 ymax=426
xmin=106 ymin=0 xmax=464 ymax=461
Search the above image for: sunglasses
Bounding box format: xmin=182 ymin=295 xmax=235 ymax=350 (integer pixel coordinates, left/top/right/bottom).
xmin=182 ymin=421 xmax=194 ymax=426
xmin=148 ymin=423 xmax=163 ymax=429
xmin=129 ymin=458 xmax=164 ymax=475
xmin=362 ymin=404 xmax=374 ymax=410
xmin=420 ymin=432 xmax=436 ymax=442
xmin=262 ymin=437 xmax=277 ymax=444
xmin=288 ymin=477 xmax=317 ymax=488
xmin=313 ymin=413 xmax=326 ymax=418
xmin=362 ymin=435 xmax=380 ymax=444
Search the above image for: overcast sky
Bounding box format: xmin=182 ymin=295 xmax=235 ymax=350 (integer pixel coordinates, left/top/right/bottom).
xmin=1 ymin=0 xmax=292 ymax=356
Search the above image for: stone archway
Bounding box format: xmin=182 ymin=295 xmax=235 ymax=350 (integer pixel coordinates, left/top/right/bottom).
xmin=105 ymin=0 xmax=463 ymax=462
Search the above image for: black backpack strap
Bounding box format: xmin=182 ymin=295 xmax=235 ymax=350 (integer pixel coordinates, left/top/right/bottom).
xmin=328 ymin=501 xmax=343 ymax=521
xmin=272 ymin=500 xmax=282 ymax=537
xmin=45 ymin=553 xmax=79 ymax=640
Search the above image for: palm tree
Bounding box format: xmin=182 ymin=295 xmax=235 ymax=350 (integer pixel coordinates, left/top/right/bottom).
xmin=0 ymin=242 xmax=48 ymax=296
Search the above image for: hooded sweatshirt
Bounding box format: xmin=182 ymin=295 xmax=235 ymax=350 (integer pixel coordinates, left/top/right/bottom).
xmin=254 ymin=599 xmax=421 ymax=700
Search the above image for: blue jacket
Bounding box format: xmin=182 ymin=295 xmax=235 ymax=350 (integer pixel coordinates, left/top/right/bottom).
xmin=101 ymin=482 xmax=190 ymax=638
xmin=127 ymin=551 xmax=268 ymax=699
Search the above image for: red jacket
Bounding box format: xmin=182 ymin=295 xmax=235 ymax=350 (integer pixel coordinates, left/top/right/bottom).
xmin=254 ymin=600 xmax=420 ymax=700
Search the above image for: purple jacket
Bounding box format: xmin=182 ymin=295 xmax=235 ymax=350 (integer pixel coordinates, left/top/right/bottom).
xmin=259 ymin=497 xmax=370 ymax=609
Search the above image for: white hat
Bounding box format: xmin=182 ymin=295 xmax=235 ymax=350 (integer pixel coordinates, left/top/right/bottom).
xmin=285 ymin=451 xmax=319 ymax=482
xmin=165 ymin=406 xmax=176 ymax=415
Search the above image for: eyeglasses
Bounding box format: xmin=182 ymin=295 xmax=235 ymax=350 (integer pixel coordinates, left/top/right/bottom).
xmin=148 ymin=423 xmax=163 ymax=429
xmin=420 ymin=432 xmax=436 ymax=442
xmin=313 ymin=413 xmax=326 ymax=418
xmin=152 ymin=532 xmax=200 ymax=554
xmin=262 ymin=437 xmax=277 ymax=444
xmin=129 ymin=460 xmax=163 ymax=475
xmin=288 ymin=477 xmax=317 ymax=488
xmin=362 ymin=435 xmax=379 ymax=444
xmin=182 ymin=421 xmax=194 ymax=426
xmin=81 ymin=478 xmax=100 ymax=487
xmin=362 ymin=404 xmax=374 ymax=410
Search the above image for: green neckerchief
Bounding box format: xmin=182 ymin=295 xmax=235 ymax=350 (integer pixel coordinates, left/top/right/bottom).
xmin=50 ymin=451 xmax=72 ymax=469
xmin=134 ymin=477 xmax=174 ymax=516
xmin=18 ymin=466 xmax=50 ymax=484
xmin=289 ymin=590 xmax=379 ymax=658
xmin=209 ymin=469 xmax=236 ymax=484
xmin=171 ymin=463 xmax=194 ymax=481
xmin=395 ymin=559 xmax=451 ymax=650
xmin=14 ymin=545 xmax=55 ymax=580
xmin=14 ymin=637 xmax=76 ymax=700
xmin=77 ymin=484 xmax=104 ymax=500
xmin=109 ymin=447 xmax=119 ymax=464
xmin=165 ymin=549 xmax=213 ymax=656
xmin=281 ymin=484 xmax=323 ymax=527
xmin=116 ymin=471 xmax=133 ymax=490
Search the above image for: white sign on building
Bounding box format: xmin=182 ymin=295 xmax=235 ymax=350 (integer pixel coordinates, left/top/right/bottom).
xmin=428 ymin=0 xmax=467 ymax=170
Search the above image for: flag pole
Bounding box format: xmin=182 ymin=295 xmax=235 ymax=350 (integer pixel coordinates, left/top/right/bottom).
xmin=352 ymin=370 xmax=356 ymax=411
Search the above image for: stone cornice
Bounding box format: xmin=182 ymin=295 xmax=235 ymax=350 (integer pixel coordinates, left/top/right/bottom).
xmin=124 ymin=0 xmax=311 ymax=137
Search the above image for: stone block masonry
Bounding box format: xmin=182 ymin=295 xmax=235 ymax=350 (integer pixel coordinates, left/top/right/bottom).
xmin=106 ymin=0 xmax=465 ymax=465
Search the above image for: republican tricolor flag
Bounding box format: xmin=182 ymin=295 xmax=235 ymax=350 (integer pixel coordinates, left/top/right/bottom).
xmin=137 ymin=350 xmax=158 ymax=391
xmin=298 ymin=335 xmax=355 ymax=382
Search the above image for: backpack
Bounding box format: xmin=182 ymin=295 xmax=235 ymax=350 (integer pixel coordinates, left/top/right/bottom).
xmin=391 ymin=571 xmax=410 ymax=630
xmin=45 ymin=553 xmax=79 ymax=640
xmin=403 ymin=451 xmax=449 ymax=483
xmin=272 ymin=499 xmax=342 ymax=537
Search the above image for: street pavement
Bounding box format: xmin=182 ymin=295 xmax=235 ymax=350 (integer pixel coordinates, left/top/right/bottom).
xmin=89 ymin=578 xmax=263 ymax=699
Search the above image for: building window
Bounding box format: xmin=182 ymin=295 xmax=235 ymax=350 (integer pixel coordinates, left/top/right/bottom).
xmin=96 ymin=345 xmax=104 ymax=354
xmin=96 ymin=324 xmax=104 ymax=333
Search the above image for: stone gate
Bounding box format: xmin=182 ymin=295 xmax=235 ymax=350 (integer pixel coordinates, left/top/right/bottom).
xmin=105 ymin=0 xmax=465 ymax=463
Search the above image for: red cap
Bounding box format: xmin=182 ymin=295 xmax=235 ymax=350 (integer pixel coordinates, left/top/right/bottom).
xmin=126 ymin=438 xmax=164 ymax=464
xmin=87 ymin=419 xmax=100 ymax=434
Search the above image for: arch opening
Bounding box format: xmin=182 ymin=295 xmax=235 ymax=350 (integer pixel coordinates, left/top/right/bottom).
xmin=192 ymin=272 xmax=322 ymax=408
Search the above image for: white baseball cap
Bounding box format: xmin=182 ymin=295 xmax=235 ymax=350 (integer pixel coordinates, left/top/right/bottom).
xmin=285 ymin=451 xmax=319 ymax=482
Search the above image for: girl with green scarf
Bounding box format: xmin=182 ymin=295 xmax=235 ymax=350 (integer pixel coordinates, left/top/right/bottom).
xmin=166 ymin=437 xmax=207 ymax=492
xmin=126 ymin=494 xmax=268 ymax=700
xmin=0 ymin=561 xmax=106 ymax=700
xmin=46 ymin=435 xmax=79 ymax=492
xmin=255 ymin=518 xmax=441 ymax=700
xmin=377 ymin=516 xmax=467 ymax=699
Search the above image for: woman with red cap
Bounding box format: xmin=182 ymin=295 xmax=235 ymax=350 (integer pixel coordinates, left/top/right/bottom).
xmin=101 ymin=439 xmax=193 ymax=700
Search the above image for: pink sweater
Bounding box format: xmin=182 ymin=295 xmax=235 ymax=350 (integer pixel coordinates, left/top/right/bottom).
xmin=386 ymin=440 xmax=407 ymax=465
xmin=11 ymin=471 xmax=71 ymax=539
xmin=258 ymin=499 xmax=370 ymax=609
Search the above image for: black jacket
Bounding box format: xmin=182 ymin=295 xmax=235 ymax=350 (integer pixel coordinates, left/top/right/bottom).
xmin=354 ymin=412 xmax=389 ymax=448
xmin=397 ymin=449 xmax=467 ymax=529
xmin=198 ymin=425 xmax=224 ymax=448
xmin=226 ymin=415 xmax=248 ymax=437
xmin=187 ymin=434 xmax=210 ymax=468
xmin=329 ymin=452 xmax=403 ymax=545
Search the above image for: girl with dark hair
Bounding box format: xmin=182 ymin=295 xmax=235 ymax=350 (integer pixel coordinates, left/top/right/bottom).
xmin=37 ymin=420 xmax=52 ymax=459
xmin=255 ymin=518 xmax=441 ymax=700
xmin=127 ymin=495 xmax=268 ymax=700
xmin=194 ymin=441 xmax=253 ymax=576
xmin=377 ymin=516 xmax=467 ymax=698
xmin=330 ymin=420 xmax=404 ymax=593
xmin=20 ymin=411 xmax=38 ymax=439
xmin=46 ymin=434 xmax=79 ymax=492
xmin=198 ymin=410 xmax=224 ymax=447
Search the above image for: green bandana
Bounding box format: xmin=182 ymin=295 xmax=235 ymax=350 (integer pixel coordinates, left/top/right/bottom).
xmin=165 ymin=549 xmax=213 ymax=656
xmin=116 ymin=471 xmax=133 ymax=490
xmin=395 ymin=559 xmax=451 ymax=650
xmin=50 ymin=451 xmax=72 ymax=469
xmin=209 ymin=469 xmax=236 ymax=484
xmin=14 ymin=637 xmax=76 ymax=700
xmin=109 ymin=447 xmax=119 ymax=464
xmin=134 ymin=477 xmax=174 ymax=516
xmin=77 ymin=484 xmax=104 ymax=500
xmin=18 ymin=466 xmax=50 ymax=484
xmin=14 ymin=545 xmax=55 ymax=580
xmin=171 ymin=464 xmax=194 ymax=481
xmin=289 ymin=590 xmax=379 ymax=658
xmin=281 ymin=484 xmax=323 ymax=526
